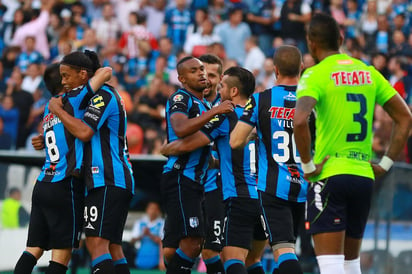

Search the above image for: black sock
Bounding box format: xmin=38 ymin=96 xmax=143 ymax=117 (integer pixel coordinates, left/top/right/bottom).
xmin=92 ymin=254 xmax=115 ymax=274
xmin=114 ymin=258 xmax=130 ymax=274
xmin=272 ymin=268 xmax=280 ymax=274
xmin=224 ymin=259 xmax=247 ymax=274
xmin=204 ymin=255 xmax=225 ymax=274
xmin=247 ymin=262 xmax=265 ymax=274
xmin=278 ymin=253 xmax=303 ymax=274
xmin=14 ymin=251 xmax=37 ymax=274
xmin=45 ymin=261 xmax=68 ymax=274
xmin=166 ymin=249 xmax=194 ymax=274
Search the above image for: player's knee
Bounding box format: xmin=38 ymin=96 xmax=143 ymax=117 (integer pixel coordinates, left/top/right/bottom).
xmin=85 ymin=237 xmax=110 ymax=256
xmin=25 ymin=247 xmax=44 ymax=260
xmin=163 ymin=247 xmax=177 ymax=263
xmin=202 ymin=248 xmax=219 ymax=260
xmin=180 ymin=237 xmax=203 ymax=258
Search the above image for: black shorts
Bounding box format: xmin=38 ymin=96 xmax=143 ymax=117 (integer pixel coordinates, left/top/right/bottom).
xmin=259 ymin=191 xmax=305 ymax=247
xmin=161 ymin=171 xmax=205 ymax=248
xmin=27 ymin=177 xmax=84 ymax=250
xmin=306 ymin=175 xmax=374 ymax=238
xmin=203 ymin=187 xmax=225 ymax=252
xmin=223 ymin=197 xmax=266 ymax=250
xmin=84 ymin=186 xmax=132 ymax=244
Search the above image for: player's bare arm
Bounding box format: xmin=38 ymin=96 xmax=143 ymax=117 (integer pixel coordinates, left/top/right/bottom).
xmin=161 ymin=131 xmax=211 ymax=156
xmin=294 ymin=96 xmax=328 ymax=180
xmin=48 ymin=97 xmax=94 ymax=142
xmin=230 ymin=121 xmax=254 ymax=149
xmin=372 ymin=93 xmax=412 ymax=177
xmin=89 ymin=67 xmax=112 ymax=91
xmin=171 ymin=100 xmax=234 ymax=138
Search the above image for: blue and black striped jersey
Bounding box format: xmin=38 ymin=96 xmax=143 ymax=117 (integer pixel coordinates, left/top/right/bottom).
xmin=240 ymin=86 xmax=308 ymax=203
xmin=163 ymin=89 xmax=212 ymax=184
xmin=204 ymin=93 xmax=221 ymax=193
xmin=202 ymin=106 xmax=257 ymax=200
xmin=38 ymin=83 xmax=94 ymax=183
xmin=82 ymin=84 xmax=135 ymax=193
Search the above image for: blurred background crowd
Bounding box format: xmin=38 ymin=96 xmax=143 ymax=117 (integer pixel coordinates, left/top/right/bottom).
xmin=0 ymin=0 xmax=410 ymax=159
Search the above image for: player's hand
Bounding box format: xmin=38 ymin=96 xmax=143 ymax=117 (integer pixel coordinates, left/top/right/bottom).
xmin=32 ymin=134 xmax=44 ymax=150
xmin=371 ymin=163 xmax=387 ymax=178
xmin=48 ymin=96 xmax=63 ymax=114
xmin=214 ymin=100 xmax=235 ymax=114
xmin=160 ymin=143 xmax=171 ymax=156
xmin=303 ymin=156 xmax=329 ymax=181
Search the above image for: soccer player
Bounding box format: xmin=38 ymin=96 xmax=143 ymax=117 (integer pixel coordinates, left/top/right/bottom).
xmin=14 ymin=57 xmax=111 ymax=274
xmin=293 ymin=13 xmax=412 ymax=274
xmin=160 ymin=56 xmax=234 ymax=274
xmin=230 ymin=45 xmax=308 ymax=274
xmin=161 ymin=67 xmax=267 ymax=274
xmin=198 ymin=54 xmax=225 ymax=274
xmin=48 ymin=52 xmax=135 ymax=274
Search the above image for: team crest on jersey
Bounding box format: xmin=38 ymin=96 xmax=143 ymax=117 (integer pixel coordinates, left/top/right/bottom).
xmin=173 ymin=94 xmax=184 ymax=102
xmin=91 ymin=95 xmax=105 ymax=108
xmin=189 ymin=217 xmax=199 ymax=228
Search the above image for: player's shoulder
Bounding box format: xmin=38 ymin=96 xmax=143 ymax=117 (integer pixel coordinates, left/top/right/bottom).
xmin=169 ymin=89 xmax=192 ymax=103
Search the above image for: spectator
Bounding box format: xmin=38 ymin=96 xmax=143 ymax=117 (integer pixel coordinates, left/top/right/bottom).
xmin=359 ymin=0 xmax=378 ymax=54
xmin=375 ymin=14 xmax=390 ymax=54
xmin=127 ymin=121 xmax=145 ymax=155
xmin=343 ymin=0 xmax=360 ymax=40
xmin=149 ymin=36 xmax=177 ymax=74
xmin=279 ymin=0 xmax=311 ymax=54
xmin=141 ymin=0 xmax=167 ymax=40
xmin=10 ymin=0 xmax=55 ymax=60
xmin=130 ymin=201 xmax=165 ymax=270
xmin=162 ymin=0 xmax=192 ymax=54
xmin=186 ymin=8 xmax=208 ymax=40
xmin=215 ymin=6 xmax=251 ymax=65
xmin=114 ymin=0 xmax=140 ymax=32
xmin=388 ymin=55 xmax=412 ymax=100
xmin=78 ymin=28 xmax=103 ymax=54
xmin=91 ymin=2 xmax=121 ymax=45
xmin=2 ymin=8 xmax=26 ymax=46
xmin=208 ymin=0 xmax=228 ymax=24
xmin=246 ymin=0 xmax=276 ymax=55
xmin=0 ymin=95 xmax=19 ymax=147
xmin=1 ymin=187 xmax=30 ymax=228
xmin=0 ymin=46 xmax=21 ymax=92
xmin=244 ymin=36 xmax=266 ymax=76
xmin=371 ymin=52 xmax=390 ymax=79
xmin=389 ymin=29 xmax=408 ymax=56
xmin=21 ymin=63 xmax=42 ymax=94
xmin=256 ymin=57 xmax=276 ymax=90
xmin=183 ymin=18 xmax=221 ymax=57
xmin=6 ymin=67 xmax=34 ymax=149
xmin=15 ymin=36 xmax=43 ymax=73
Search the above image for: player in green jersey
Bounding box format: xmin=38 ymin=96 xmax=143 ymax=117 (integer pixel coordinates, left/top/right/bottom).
xmin=293 ymin=13 xmax=412 ymax=274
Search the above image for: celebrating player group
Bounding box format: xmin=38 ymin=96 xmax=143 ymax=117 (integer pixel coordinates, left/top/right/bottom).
xmin=13 ymin=12 xmax=412 ymax=274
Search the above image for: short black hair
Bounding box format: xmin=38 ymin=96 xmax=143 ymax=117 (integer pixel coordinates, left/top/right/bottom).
xmin=60 ymin=50 xmax=101 ymax=77
xmin=176 ymin=56 xmax=196 ymax=75
xmin=223 ymin=67 xmax=255 ymax=98
xmin=199 ymin=54 xmax=223 ymax=74
xmin=273 ymin=45 xmax=302 ymax=77
xmin=307 ymin=13 xmax=341 ymax=51
xmin=44 ymin=63 xmax=63 ymax=96
xmin=8 ymin=187 xmax=20 ymax=196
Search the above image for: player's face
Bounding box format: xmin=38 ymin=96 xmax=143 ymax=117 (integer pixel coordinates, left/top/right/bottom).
xmin=60 ymin=64 xmax=88 ymax=92
xmin=203 ymin=63 xmax=221 ymax=99
xmin=219 ymin=75 xmax=232 ymax=101
xmin=180 ymin=59 xmax=208 ymax=92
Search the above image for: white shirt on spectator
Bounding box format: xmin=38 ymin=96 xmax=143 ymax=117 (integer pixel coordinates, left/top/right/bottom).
xmin=184 ymin=33 xmax=221 ymax=55
xmin=115 ymin=0 xmax=141 ymax=32
xmin=244 ymin=46 xmax=266 ymax=74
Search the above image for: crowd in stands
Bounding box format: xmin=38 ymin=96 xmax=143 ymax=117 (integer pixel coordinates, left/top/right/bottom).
xmin=0 ymin=0 xmax=411 ymax=160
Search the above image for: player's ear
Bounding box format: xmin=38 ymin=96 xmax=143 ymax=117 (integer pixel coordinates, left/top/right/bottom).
xmin=79 ymin=69 xmax=88 ymax=81
xmin=231 ymin=86 xmax=239 ymax=98
xmin=178 ymin=74 xmax=185 ymax=84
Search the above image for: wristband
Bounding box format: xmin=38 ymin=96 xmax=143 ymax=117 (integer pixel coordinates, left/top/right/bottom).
xmin=301 ymin=160 xmax=316 ymax=174
xmin=378 ymin=155 xmax=393 ymax=171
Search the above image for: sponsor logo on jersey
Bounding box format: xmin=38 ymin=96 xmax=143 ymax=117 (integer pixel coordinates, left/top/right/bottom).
xmin=91 ymin=95 xmax=105 ymax=108
xmin=92 ymin=167 xmax=99 ymax=174
xmin=85 ymin=222 xmax=95 ymax=230
xmin=268 ymin=107 xmax=295 ymax=120
xmin=43 ymin=113 xmax=62 ymax=130
xmin=189 ymin=217 xmax=199 ymax=228
xmin=331 ymin=70 xmax=372 ymax=86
